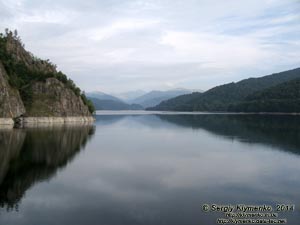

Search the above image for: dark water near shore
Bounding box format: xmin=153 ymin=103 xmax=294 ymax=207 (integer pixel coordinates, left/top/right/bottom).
xmin=1 ymin=113 xmax=300 ymax=225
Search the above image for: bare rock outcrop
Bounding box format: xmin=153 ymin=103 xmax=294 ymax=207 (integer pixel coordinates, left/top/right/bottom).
xmin=0 ymin=30 xmax=94 ymax=125
xmin=0 ymin=61 xmax=25 ymax=119
xmin=26 ymin=78 xmax=91 ymax=117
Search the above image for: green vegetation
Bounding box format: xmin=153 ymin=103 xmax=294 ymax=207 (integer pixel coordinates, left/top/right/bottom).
xmin=246 ymin=78 xmax=300 ymax=101
xmin=148 ymin=68 xmax=300 ymax=112
xmin=81 ymin=93 xmax=95 ymax=113
xmin=228 ymin=78 xmax=300 ymax=112
xmin=0 ymin=29 xmax=94 ymax=113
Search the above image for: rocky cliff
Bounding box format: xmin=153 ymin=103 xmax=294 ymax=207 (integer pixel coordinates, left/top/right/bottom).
xmin=0 ymin=61 xmax=25 ymax=122
xmin=0 ymin=30 xmax=94 ymax=125
xmin=27 ymin=78 xmax=91 ymax=117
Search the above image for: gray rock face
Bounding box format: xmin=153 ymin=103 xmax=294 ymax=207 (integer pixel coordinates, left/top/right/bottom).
xmin=0 ymin=61 xmax=25 ymax=118
xmin=26 ymin=78 xmax=91 ymax=117
xmin=0 ymin=32 xmax=93 ymax=125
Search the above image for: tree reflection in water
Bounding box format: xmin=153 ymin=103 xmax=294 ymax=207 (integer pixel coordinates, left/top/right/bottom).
xmin=0 ymin=124 xmax=95 ymax=210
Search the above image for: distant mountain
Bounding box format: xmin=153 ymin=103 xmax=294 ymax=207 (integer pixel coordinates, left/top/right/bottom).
xmin=89 ymin=97 xmax=143 ymax=110
xmin=131 ymin=89 xmax=193 ymax=108
xmin=148 ymin=68 xmax=300 ymax=112
xmin=228 ymin=78 xmax=300 ymax=112
xmin=115 ymin=90 xmax=147 ymax=101
xmin=86 ymin=91 xmax=122 ymax=102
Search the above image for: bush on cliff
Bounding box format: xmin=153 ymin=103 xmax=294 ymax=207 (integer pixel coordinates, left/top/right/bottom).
xmin=0 ymin=29 xmax=94 ymax=114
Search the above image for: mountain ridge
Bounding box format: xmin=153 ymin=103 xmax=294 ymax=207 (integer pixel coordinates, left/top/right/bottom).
xmin=86 ymin=91 xmax=123 ymax=102
xmin=130 ymin=89 xmax=194 ymax=108
xmin=88 ymin=97 xmax=143 ymax=110
xmin=148 ymin=67 xmax=300 ymax=112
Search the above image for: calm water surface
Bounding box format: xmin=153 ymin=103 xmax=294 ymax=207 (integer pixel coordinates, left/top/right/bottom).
xmin=0 ymin=113 xmax=300 ymax=225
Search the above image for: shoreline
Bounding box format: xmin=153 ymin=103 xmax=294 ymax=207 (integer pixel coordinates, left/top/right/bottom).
xmin=95 ymin=110 xmax=300 ymax=116
xmin=0 ymin=116 xmax=95 ymax=127
xmin=1 ymin=111 xmax=300 ymax=126
xmin=0 ymin=118 xmax=15 ymax=126
xmin=22 ymin=116 xmax=95 ymax=124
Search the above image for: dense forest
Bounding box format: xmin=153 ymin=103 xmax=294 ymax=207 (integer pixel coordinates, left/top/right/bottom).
xmin=148 ymin=68 xmax=300 ymax=112
xmin=228 ymin=78 xmax=300 ymax=112
xmin=0 ymin=29 xmax=94 ymax=113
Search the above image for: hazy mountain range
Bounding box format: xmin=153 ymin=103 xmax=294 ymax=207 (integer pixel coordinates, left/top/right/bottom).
xmin=86 ymin=92 xmax=141 ymax=110
xmin=86 ymin=91 xmax=122 ymax=102
xmin=114 ymin=90 xmax=147 ymax=102
xmin=86 ymin=89 xmax=197 ymax=110
xmin=128 ymin=89 xmax=194 ymax=108
xmin=87 ymin=67 xmax=300 ymax=113
xmin=88 ymin=97 xmax=143 ymax=110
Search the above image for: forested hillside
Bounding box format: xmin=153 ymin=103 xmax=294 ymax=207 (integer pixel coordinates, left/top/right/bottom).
xmin=228 ymin=78 xmax=300 ymax=112
xmin=148 ymin=68 xmax=300 ymax=112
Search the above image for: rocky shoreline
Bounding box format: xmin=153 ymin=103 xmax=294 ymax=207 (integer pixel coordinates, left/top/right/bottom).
xmin=0 ymin=116 xmax=95 ymax=128
xmin=0 ymin=118 xmax=15 ymax=126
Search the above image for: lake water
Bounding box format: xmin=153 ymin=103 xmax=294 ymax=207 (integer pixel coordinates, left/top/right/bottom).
xmin=1 ymin=112 xmax=300 ymax=225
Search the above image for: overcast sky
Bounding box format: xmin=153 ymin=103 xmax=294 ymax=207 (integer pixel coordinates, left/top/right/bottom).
xmin=0 ymin=0 xmax=299 ymax=93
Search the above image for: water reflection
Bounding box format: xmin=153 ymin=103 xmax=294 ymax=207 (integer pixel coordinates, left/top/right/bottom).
xmin=0 ymin=114 xmax=300 ymax=225
xmin=157 ymin=114 xmax=300 ymax=155
xmin=0 ymin=124 xmax=95 ymax=210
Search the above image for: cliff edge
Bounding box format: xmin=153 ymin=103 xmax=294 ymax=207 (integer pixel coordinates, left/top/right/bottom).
xmin=0 ymin=29 xmax=94 ymax=126
xmin=0 ymin=61 xmax=25 ymax=125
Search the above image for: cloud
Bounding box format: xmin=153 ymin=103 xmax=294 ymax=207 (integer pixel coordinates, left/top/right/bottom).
xmin=160 ymin=31 xmax=273 ymax=69
xmin=88 ymin=19 xmax=160 ymax=41
xmin=268 ymin=14 xmax=300 ymax=25
xmin=19 ymin=10 xmax=77 ymax=24
xmin=0 ymin=0 xmax=299 ymax=92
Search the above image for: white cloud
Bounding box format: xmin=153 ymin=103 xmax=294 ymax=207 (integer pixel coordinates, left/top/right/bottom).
xmin=19 ymin=10 xmax=77 ymax=24
xmin=160 ymin=31 xmax=273 ymax=69
xmin=268 ymin=14 xmax=300 ymax=25
xmin=89 ymin=19 xmax=160 ymax=41
xmin=0 ymin=0 xmax=299 ymax=92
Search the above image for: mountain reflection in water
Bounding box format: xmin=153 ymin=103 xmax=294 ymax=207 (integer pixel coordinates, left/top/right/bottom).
xmin=156 ymin=114 xmax=300 ymax=155
xmin=0 ymin=114 xmax=300 ymax=225
xmin=0 ymin=124 xmax=95 ymax=210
